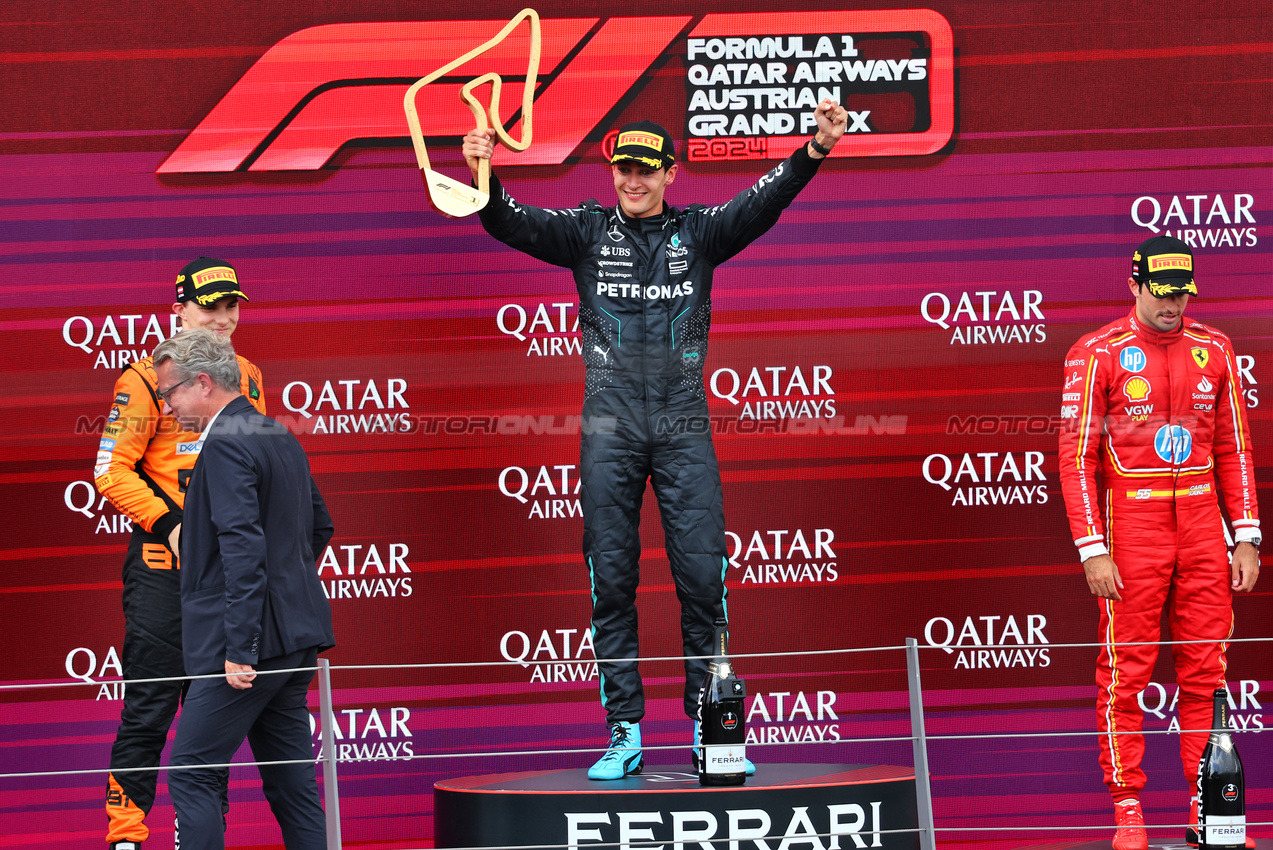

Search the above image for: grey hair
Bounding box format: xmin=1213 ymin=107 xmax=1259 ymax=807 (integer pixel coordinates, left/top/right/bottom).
xmin=152 ymin=327 xmax=241 ymax=393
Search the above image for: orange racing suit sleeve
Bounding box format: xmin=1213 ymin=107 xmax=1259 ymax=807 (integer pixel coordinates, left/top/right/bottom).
xmin=93 ymin=359 xmax=185 ymax=540
xmin=93 ymin=354 xmax=268 ymax=542
xmin=238 ymin=355 xmax=266 ymax=415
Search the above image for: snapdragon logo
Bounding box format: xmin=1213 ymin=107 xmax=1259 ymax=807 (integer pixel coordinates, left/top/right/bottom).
xmin=497 ymin=301 xmax=582 ymax=357
xmin=920 ymin=290 xmax=1045 ymax=345
xmin=65 ymin=645 xmax=125 ymax=701
xmin=1131 ymin=193 xmax=1257 ymax=248
xmin=499 ymin=464 xmax=582 ymax=519
xmin=311 ymin=705 xmax=415 ymax=762
xmin=500 ymin=626 xmax=597 ymax=683
xmin=726 ymin=528 xmax=838 ymax=584
xmin=62 ymin=313 xmax=179 ymax=369
xmin=1139 ymin=679 xmax=1263 ymax=733
xmin=710 ymin=365 xmax=836 ymax=420
xmin=316 ymin=542 xmax=412 ymax=600
xmin=922 ymin=451 xmax=1048 ymax=506
xmin=746 ymin=690 xmax=841 ymax=744
xmin=282 ymin=378 xmax=411 ymax=434
xmin=64 ymin=480 xmax=133 ymax=535
xmin=924 ymin=614 xmax=1051 ymax=670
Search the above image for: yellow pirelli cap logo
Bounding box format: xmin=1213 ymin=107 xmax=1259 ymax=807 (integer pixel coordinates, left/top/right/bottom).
xmin=191 ymin=266 xmax=238 ymax=288
xmin=617 ymin=131 xmax=663 ymax=150
xmin=1147 ymin=253 xmax=1192 ymax=273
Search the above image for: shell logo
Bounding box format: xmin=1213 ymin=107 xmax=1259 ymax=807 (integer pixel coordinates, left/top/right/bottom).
xmin=1123 ymin=376 xmax=1152 ymax=402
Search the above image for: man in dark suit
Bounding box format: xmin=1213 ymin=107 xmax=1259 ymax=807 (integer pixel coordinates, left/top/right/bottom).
xmin=151 ymin=327 xmax=334 ymax=850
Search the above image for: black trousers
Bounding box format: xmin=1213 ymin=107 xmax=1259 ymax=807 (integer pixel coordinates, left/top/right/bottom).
xmin=581 ymin=389 xmax=728 ymax=724
xmin=169 ymin=647 xmax=325 ymax=850
xmin=107 ymin=532 xmax=227 ymax=843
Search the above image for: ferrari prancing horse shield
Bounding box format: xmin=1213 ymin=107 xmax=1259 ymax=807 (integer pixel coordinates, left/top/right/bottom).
xmin=1192 ymin=347 xmax=1209 ymax=369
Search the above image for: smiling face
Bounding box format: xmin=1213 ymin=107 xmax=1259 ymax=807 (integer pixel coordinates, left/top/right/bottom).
xmin=1129 ymin=277 xmax=1190 ymax=333
xmin=611 ymin=161 xmax=677 ymax=219
xmin=173 ymin=297 xmax=240 ymax=338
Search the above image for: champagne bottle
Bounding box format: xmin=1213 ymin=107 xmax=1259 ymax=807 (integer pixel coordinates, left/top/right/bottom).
xmin=696 ymin=617 xmax=747 ymax=786
xmin=1197 ymin=687 xmax=1245 ymax=849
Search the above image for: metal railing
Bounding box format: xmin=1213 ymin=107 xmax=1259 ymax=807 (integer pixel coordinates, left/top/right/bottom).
xmin=2 ymin=634 xmax=1270 ymax=849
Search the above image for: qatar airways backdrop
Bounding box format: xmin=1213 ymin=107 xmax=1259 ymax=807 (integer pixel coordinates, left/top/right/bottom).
xmin=1 ymin=1 xmax=1269 ymax=847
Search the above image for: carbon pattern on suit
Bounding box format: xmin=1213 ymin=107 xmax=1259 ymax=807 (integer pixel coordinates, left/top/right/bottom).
xmin=674 ymin=299 xmax=711 ymax=398
xmin=580 ymin=305 xmax=618 ymax=400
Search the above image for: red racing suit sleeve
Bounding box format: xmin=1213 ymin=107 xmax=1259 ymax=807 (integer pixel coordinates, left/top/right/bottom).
xmin=1210 ymin=335 xmax=1260 ymax=542
xmin=1058 ymin=340 xmax=1110 ymax=561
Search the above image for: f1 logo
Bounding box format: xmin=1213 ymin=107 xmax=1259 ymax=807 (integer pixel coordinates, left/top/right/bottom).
xmin=159 ymin=9 xmax=953 ymax=173
xmin=159 ymin=16 xmax=686 ymax=172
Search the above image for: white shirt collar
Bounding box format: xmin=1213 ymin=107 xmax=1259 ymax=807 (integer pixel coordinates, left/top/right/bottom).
xmin=197 ymin=399 xmax=234 ymax=443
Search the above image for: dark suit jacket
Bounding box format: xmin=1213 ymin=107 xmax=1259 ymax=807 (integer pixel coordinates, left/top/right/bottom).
xmin=180 ymin=395 xmax=335 ymax=676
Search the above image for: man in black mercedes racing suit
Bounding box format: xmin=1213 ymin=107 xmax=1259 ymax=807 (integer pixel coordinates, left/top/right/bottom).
xmin=462 ymin=100 xmax=847 ymax=779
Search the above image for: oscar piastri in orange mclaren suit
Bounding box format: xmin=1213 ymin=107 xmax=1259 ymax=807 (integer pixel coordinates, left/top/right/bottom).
xmin=1058 ymin=235 xmax=1259 ymax=850
xmin=93 ymin=258 xmax=264 ymax=850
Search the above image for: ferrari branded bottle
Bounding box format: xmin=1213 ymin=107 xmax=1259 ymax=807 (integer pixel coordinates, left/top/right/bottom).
xmin=696 ymin=617 xmax=747 ymax=786
xmin=1197 ymin=687 xmax=1245 ymax=849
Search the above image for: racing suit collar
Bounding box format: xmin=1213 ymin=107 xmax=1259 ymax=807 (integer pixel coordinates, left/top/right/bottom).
xmin=616 ymin=201 xmax=671 ymax=229
xmin=1127 ymin=307 xmax=1184 ymax=346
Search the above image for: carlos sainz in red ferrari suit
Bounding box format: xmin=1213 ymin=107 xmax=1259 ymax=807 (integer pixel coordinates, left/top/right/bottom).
xmin=1058 ymin=235 xmax=1259 ymax=849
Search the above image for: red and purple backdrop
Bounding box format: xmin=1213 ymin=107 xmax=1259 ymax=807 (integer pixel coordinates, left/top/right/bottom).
xmin=1 ymin=1 xmax=1270 ymax=847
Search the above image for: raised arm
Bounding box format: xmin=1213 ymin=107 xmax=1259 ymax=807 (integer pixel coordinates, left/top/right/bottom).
xmin=687 ymin=100 xmax=848 ymax=265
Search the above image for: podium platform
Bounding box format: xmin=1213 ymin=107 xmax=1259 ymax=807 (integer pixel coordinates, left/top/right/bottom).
xmin=1027 ymin=841 xmax=1269 ymax=849
xmin=435 ymin=763 xmax=919 ymax=849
